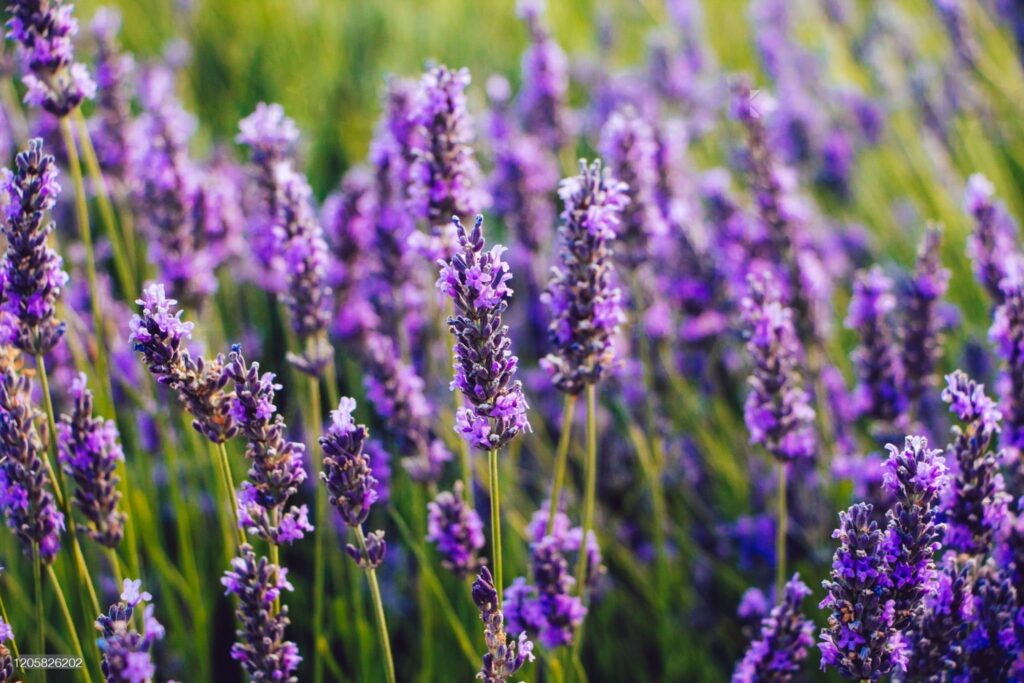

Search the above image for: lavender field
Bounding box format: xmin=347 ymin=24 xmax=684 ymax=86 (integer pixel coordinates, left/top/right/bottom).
xmin=0 ymin=0 xmax=1021 ymax=681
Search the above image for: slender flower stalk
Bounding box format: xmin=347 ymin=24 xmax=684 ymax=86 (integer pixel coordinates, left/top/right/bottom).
xmin=319 ymin=397 xmax=395 ymax=683
xmin=0 ymin=615 xmax=13 ymax=682
xmin=95 ymin=579 xmax=164 ymax=683
xmin=437 ymin=215 xmax=530 ymax=604
xmin=472 ymin=566 xmax=535 ymax=682
xmin=731 ymin=574 xmax=814 ymax=683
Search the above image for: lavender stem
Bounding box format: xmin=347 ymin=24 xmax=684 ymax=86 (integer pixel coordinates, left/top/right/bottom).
xmin=309 ymin=374 xmax=326 ymax=683
xmin=488 ymin=449 xmax=504 ymax=605
xmin=32 ymin=543 xmax=43 ymax=683
xmin=45 ymin=564 xmax=92 ymax=683
xmin=775 ymin=462 xmax=787 ymax=599
xmin=574 ymin=384 xmax=598 ymax=603
xmin=355 ymin=525 xmax=396 ymax=683
xmin=546 ymin=393 xmax=578 ymax=536
xmin=214 ymin=442 xmax=245 ymax=547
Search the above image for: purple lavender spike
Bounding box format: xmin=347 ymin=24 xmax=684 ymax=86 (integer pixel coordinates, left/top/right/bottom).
xmin=964 ymin=173 xmax=1022 ymax=303
xmin=990 ymin=275 xmax=1024 ymax=455
xmin=221 ymin=545 xmax=301 ymax=682
xmin=426 ymin=481 xmax=486 ymax=578
xmin=847 ymin=267 xmax=906 ymax=424
xmin=472 ymin=566 xmax=535 ymax=683
xmin=96 ymin=578 xmax=164 ymax=682
xmin=57 ymin=373 xmax=124 ymax=548
xmin=6 ymin=0 xmax=96 ymax=115
xmin=88 ymin=7 xmax=135 ymax=188
xmin=900 ymin=229 xmax=950 ymax=410
xmin=732 ymin=574 xmax=814 ymax=683
xmin=901 ymin=555 xmax=971 ymax=680
xmin=515 ymin=0 xmax=569 ymax=149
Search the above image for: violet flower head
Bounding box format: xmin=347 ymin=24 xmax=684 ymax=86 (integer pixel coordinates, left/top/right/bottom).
xmin=541 ymin=159 xmax=627 ymax=395
xmin=847 ymin=267 xmax=906 ymax=424
xmin=6 ymin=0 xmax=95 ymax=115
xmin=900 ymin=229 xmax=950 ymax=408
xmin=437 ymin=215 xmax=531 ymax=451
xmin=221 ymin=544 xmax=301 ymax=683
xmin=226 ymin=348 xmax=313 ymax=546
xmin=0 ymin=616 xmax=12 ymax=682
xmin=990 ymin=274 xmax=1024 ymax=452
xmin=881 ymin=436 xmax=948 ymax=630
xmin=818 ymin=503 xmax=904 ymax=680
xmin=472 ymin=566 xmax=535 ymax=683
xmin=236 ymin=102 xmax=299 ymax=168
xmin=958 ymin=560 xmax=1019 ymax=680
xmin=128 ymin=284 xmax=237 ymax=443
xmin=320 ymin=397 xmax=379 ymax=528
xmin=57 ymin=372 xmax=125 ymax=549
xmin=516 ymin=0 xmax=569 ymax=148
xmin=731 ymin=574 xmax=814 ymax=683
xmin=902 ymin=555 xmax=971 ymax=681
xmin=964 ymin=173 xmax=1022 ymax=303
xmin=96 ymin=578 xmax=164 ymax=683
xmin=408 ymin=65 xmax=486 ymax=227
xmin=740 ymin=271 xmax=815 ymax=462
xmin=941 ymin=370 xmax=1011 ymax=555
xmin=1 ymin=139 xmax=69 ymax=355
xmin=0 ymin=367 xmax=63 ymax=562
xmin=426 ymin=481 xmax=486 ymax=578
xmin=89 ymin=7 xmax=135 ymax=186
xmin=598 ymin=106 xmax=667 ymax=268
xmin=525 ymin=535 xmax=587 ymax=648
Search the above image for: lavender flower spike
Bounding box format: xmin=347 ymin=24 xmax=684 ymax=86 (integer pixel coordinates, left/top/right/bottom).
xmin=847 ymin=267 xmax=906 ymax=424
xmin=0 ymin=616 xmax=12 ymax=681
xmin=437 ymin=215 xmax=531 ymax=451
xmin=541 ymin=159 xmax=627 ymax=395
xmin=818 ymin=504 xmax=905 ymax=680
xmin=881 ymin=435 xmax=948 ymax=630
xmin=222 ymin=544 xmax=301 ymax=682
xmin=427 ymin=481 xmax=486 ymax=578
xmin=319 ymin=397 xmax=386 ymax=568
xmin=58 ymin=373 xmax=125 ymax=548
xmin=129 ymin=283 xmax=236 ymax=443
xmin=990 ymin=274 xmax=1024 ymax=453
xmin=6 ymin=0 xmax=96 ymax=115
xmin=226 ymin=347 xmax=313 ymax=546
xmin=1 ymin=139 xmax=69 ymax=356
xmin=740 ymin=271 xmax=815 ymax=462
xmin=516 ymin=0 xmax=569 ymax=148
xmin=0 ymin=367 xmax=64 ymax=562
xmin=964 ymin=173 xmax=1022 ymax=303
xmin=941 ymin=370 xmax=1011 ymax=555
xmin=409 ymin=65 xmax=486 ymax=228
xmin=732 ymin=574 xmax=814 ymax=683
xmin=900 ymin=229 xmax=949 ymax=409
xmin=95 ymin=578 xmax=164 ymax=683
xmin=472 ymin=566 xmax=535 ymax=683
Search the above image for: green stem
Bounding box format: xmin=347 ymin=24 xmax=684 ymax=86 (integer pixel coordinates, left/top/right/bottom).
xmin=36 ymin=354 xmax=102 ymax=617
xmin=488 ymin=449 xmax=503 ymax=605
xmin=546 ymin=393 xmax=577 ymax=536
xmin=32 ymin=545 xmax=44 ymax=683
xmin=215 ymin=442 xmax=245 ymax=546
xmin=46 ymin=565 xmax=93 ymax=683
xmin=776 ymin=462 xmax=788 ymax=598
xmin=309 ymin=374 xmax=326 ymax=683
xmin=574 ymin=385 xmax=598 ymax=600
xmin=446 ymin=301 xmax=474 ymax=507
xmin=355 ymin=526 xmax=397 ymax=683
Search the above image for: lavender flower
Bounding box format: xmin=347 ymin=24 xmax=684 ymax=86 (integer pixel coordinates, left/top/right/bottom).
xmin=95 ymin=578 xmax=164 ymax=683
xmin=1 ymin=139 xmax=69 ymax=356
xmin=990 ymin=275 xmax=1024 ymax=452
xmin=959 ymin=561 xmax=1019 ymax=680
xmin=522 ymin=535 xmax=586 ymax=648
xmin=472 ymin=566 xmax=535 ymax=683
xmin=964 ymin=173 xmax=1022 ymax=303
xmin=740 ymin=271 xmax=815 ymax=462
xmin=0 ymin=367 xmax=63 ymax=562
xmin=515 ymin=0 xmax=569 ymax=148
xmin=320 ymin=397 xmax=386 ymax=568
xmin=0 ymin=616 xmax=12 ymax=682
xmin=58 ymin=373 xmax=125 ymax=548
xmin=89 ymin=8 xmax=135 ymax=187
xmin=732 ymin=574 xmax=814 ymax=683
xmin=426 ymin=481 xmax=485 ymax=578
xmin=541 ymin=160 xmax=627 ymax=395
xmin=900 ymin=229 xmax=950 ymax=409
xmin=881 ymin=436 xmax=948 ymax=630
xmin=437 ymin=216 xmax=530 ymax=451
xmin=222 ymin=544 xmax=301 ymax=682
xmin=941 ymin=370 xmax=1011 ymax=555
xmin=598 ymin=106 xmax=667 ymax=268
xmin=818 ymin=503 xmax=904 ymax=680
xmin=847 ymin=267 xmax=906 ymax=424
xmin=226 ymin=348 xmax=313 ymax=546
xmin=408 ymin=65 xmax=486 ymax=228
xmin=6 ymin=0 xmax=96 ymax=115
xmin=900 ymin=556 xmax=971 ymax=681
xmin=129 ymin=284 xmax=236 ymax=443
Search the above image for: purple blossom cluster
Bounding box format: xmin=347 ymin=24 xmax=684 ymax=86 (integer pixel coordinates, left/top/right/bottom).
xmin=900 ymin=229 xmax=950 ymax=411
xmin=0 ymin=616 xmax=11 ymax=682
xmin=222 ymin=544 xmax=301 ymax=682
xmin=96 ymin=579 xmax=165 ymax=683
xmin=57 ymin=372 xmax=125 ymax=548
xmin=541 ymin=160 xmax=627 ymax=395
xmin=426 ymin=481 xmax=486 ymax=578
xmin=847 ymin=267 xmax=906 ymax=424
xmin=515 ymin=0 xmax=569 ymax=149
xmin=732 ymin=574 xmax=814 ymax=683
xmin=437 ymin=216 xmax=530 ymax=451
xmin=990 ymin=274 xmax=1024 ymax=453
xmin=226 ymin=348 xmax=313 ymax=546
xmin=964 ymin=173 xmax=1022 ymax=303
xmin=1 ymin=139 xmax=69 ymax=356
xmin=6 ymin=0 xmax=95 ymax=115
xmin=88 ymin=8 xmax=134 ymax=187
xmin=0 ymin=366 xmax=63 ymax=562
xmin=471 ymin=566 xmax=535 ymax=683
xmin=740 ymin=271 xmax=815 ymax=462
